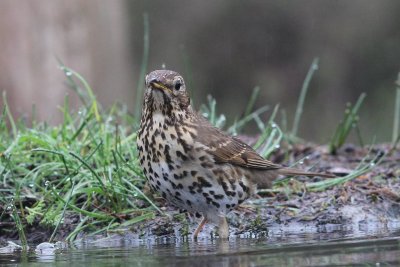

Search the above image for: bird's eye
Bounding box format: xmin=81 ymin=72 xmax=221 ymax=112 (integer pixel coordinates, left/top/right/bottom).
xmin=174 ymin=81 xmax=182 ymax=90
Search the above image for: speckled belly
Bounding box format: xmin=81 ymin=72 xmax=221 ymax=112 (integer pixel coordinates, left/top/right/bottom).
xmin=137 ymin=115 xmax=253 ymax=221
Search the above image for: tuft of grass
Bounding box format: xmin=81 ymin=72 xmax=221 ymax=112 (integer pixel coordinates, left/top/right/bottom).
xmin=252 ymin=105 xmax=283 ymax=158
xmin=200 ymin=87 xmax=272 ymax=137
xmin=329 ymin=93 xmax=366 ymax=154
xmin=200 ymin=88 xmax=283 ymax=159
xmin=200 ymin=95 xmax=227 ymax=128
xmin=227 ymin=104 xmax=270 ymax=136
xmin=0 ymin=66 xmax=159 ymax=242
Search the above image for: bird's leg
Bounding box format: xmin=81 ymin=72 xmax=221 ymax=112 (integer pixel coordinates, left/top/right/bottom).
xmin=218 ymin=216 xmax=229 ymax=239
xmin=193 ymin=217 xmax=207 ymax=240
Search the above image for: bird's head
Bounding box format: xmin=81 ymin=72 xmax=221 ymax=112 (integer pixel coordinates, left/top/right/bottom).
xmin=144 ymin=70 xmax=191 ymax=114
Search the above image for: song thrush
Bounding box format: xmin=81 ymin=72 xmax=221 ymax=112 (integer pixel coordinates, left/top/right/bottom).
xmin=137 ymin=70 xmax=333 ymax=239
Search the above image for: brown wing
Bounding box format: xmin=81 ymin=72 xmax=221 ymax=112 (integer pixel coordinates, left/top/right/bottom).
xmin=194 ymin=114 xmax=281 ymax=170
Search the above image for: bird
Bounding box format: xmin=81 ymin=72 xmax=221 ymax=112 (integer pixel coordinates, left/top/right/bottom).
xmin=137 ymin=70 xmax=334 ymax=239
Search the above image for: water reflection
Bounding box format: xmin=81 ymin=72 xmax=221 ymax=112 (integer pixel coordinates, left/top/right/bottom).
xmin=1 ymin=234 xmax=400 ymax=266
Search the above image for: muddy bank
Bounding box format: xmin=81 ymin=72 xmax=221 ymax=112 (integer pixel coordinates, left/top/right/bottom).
xmin=1 ymin=143 xmax=399 ymax=246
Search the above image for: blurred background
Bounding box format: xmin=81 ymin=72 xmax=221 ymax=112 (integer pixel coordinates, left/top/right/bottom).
xmin=0 ymin=0 xmax=399 ymax=143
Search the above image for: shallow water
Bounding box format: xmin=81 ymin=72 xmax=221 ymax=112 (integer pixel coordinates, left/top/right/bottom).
xmin=1 ymin=230 xmax=400 ymax=267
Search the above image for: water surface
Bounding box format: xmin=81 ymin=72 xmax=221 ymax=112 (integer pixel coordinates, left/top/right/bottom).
xmin=1 ymin=230 xmax=400 ymax=266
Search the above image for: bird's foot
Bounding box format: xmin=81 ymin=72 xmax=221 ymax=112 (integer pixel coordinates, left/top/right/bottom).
xmin=217 ymin=216 xmax=229 ymax=239
xmin=192 ymin=217 xmax=207 ymax=240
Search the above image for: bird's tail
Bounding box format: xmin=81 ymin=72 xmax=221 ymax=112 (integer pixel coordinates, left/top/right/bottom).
xmin=277 ymin=167 xmax=335 ymax=178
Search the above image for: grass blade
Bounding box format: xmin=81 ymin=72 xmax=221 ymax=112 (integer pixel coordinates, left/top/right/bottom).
xmin=392 ymin=75 xmax=400 ymax=146
xmin=2 ymin=91 xmax=17 ymax=138
xmin=329 ymin=93 xmax=366 ymax=154
xmin=134 ymin=13 xmax=150 ymax=119
xmin=49 ymin=182 xmax=75 ymax=242
xmin=307 ymin=147 xmax=383 ymax=191
xmin=244 ymin=86 xmax=260 ymax=118
xmin=291 ymin=58 xmax=319 ymax=139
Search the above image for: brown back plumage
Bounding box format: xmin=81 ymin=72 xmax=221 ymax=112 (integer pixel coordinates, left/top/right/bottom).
xmin=194 ymin=114 xmax=282 ymax=170
xmin=193 ymin=113 xmax=334 ymax=178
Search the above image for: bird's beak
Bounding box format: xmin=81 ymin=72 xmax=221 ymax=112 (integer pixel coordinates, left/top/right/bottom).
xmin=150 ymin=81 xmax=171 ymax=92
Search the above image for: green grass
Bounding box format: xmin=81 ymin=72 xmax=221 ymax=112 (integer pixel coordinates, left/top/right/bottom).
xmin=392 ymin=77 xmax=400 ymax=149
xmin=200 ymin=95 xmax=227 ymax=128
xmin=290 ymin=57 xmax=319 ymax=141
xmin=0 ymin=66 xmax=159 ymax=243
xmin=329 ymin=93 xmax=366 ymax=154
xmin=134 ymin=13 xmax=150 ymax=119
